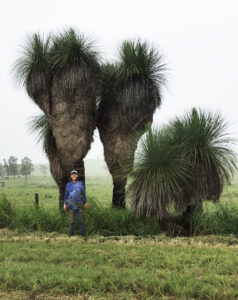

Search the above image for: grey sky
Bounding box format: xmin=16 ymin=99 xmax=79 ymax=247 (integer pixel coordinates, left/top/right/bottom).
xmin=0 ymin=0 xmax=237 ymax=163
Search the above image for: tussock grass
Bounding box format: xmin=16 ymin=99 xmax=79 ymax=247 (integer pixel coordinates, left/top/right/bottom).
xmin=1 ymin=176 xmax=238 ymax=236
xmin=191 ymin=199 xmax=238 ymax=235
xmin=0 ymin=193 xmax=160 ymax=236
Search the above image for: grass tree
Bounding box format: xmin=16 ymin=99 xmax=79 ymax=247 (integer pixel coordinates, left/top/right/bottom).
xmin=13 ymin=28 xmax=101 ymax=208
xmin=127 ymin=108 xmax=237 ymax=227
xmin=127 ymin=125 xmax=192 ymax=221
xmin=97 ymin=40 xmax=167 ymax=208
xmin=167 ymin=108 xmax=238 ymax=223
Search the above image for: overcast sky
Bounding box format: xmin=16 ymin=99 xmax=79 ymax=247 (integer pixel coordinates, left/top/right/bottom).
xmin=0 ymin=0 xmax=237 ymax=163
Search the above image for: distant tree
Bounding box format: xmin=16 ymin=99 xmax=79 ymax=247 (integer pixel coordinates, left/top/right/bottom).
xmin=20 ymin=157 xmax=34 ymax=177
xmin=40 ymin=164 xmax=48 ymax=176
xmin=0 ymin=163 xmax=5 ymax=177
xmin=3 ymin=159 xmax=10 ymax=176
xmin=5 ymin=156 xmax=19 ymax=178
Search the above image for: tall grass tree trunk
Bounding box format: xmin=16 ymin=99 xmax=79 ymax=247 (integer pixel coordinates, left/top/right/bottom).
xmin=97 ymin=41 xmax=166 ymax=208
xmin=99 ymin=127 xmax=139 ymax=208
xmin=29 ymin=114 xmax=87 ymax=210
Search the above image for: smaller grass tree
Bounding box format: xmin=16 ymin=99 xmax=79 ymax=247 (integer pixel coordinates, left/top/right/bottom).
xmin=127 ymin=124 xmax=192 ymax=221
xmin=127 ymin=108 xmax=237 ymax=226
xmin=168 ymin=108 xmax=238 ymax=223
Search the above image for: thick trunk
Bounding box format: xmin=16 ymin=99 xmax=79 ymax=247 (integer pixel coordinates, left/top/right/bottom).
xmin=59 ymin=183 xmax=67 ymax=210
xmin=47 ymin=107 xmax=95 ymax=174
xmin=45 ymin=74 xmax=96 ymax=175
xmin=33 ymin=68 xmax=96 ymax=188
xmin=98 ymin=126 xmax=140 ymax=208
xmin=112 ymin=177 xmax=127 ymax=208
xmin=181 ymin=201 xmax=203 ymax=230
xmin=27 ymin=68 xmax=95 ymax=209
xmin=43 ymin=114 xmax=87 ymax=210
xmin=48 ymin=153 xmax=85 ymax=210
xmin=48 ymin=154 xmax=67 ymax=210
xmin=97 ymin=90 xmax=155 ymax=209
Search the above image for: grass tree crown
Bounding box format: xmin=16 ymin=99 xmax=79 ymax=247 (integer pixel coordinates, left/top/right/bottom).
xmin=117 ymin=40 xmax=167 ymax=86
xmin=13 ymin=28 xmax=101 ymax=103
xmin=97 ymin=40 xmax=167 ymax=132
xmin=167 ymin=107 xmax=238 ymax=202
xmin=49 ymin=28 xmax=100 ymax=71
xmin=12 ymin=33 xmax=51 ymax=104
xmin=49 ymin=28 xmax=101 ymax=99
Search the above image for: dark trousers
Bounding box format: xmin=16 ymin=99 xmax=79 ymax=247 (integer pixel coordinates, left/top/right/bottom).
xmin=69 ymin=208 xmax=84 ymax=235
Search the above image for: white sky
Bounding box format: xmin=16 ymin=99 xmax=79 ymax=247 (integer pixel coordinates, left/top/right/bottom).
xmin=0 ymin=0 xmax=238 ymax=163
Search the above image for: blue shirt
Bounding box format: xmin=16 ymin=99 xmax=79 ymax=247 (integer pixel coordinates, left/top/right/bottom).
xmin=64 ymin=181 xmax=87 ymax=209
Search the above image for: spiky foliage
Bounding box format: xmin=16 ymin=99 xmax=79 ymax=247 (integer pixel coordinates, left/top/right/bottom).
xmin=12 ymin=33 xmax=51 ymax=107
xmin=50 ymin=28 xmax=100 ymax=99
xmin=128 ymin=125 xmax=192 ymax=220
xmin=168 ymin=108 xmax=238 ymax=208
xmin=117 ymin=40 xmax=166 ymax=85
xmin=28 ymin=114 xmax=55 ymax=157
xmin=97 ymin=40 xmax=166 ymax=132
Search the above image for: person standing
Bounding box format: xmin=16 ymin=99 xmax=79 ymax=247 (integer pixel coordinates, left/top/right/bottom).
xmin=64 ymin=170 xmax=88 ymax=236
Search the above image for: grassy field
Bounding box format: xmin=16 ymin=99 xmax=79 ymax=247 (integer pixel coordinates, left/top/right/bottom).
xmin=0 ymin=175 xmax=238 ymax=299
xmin=0 ymin=176 xmax=112 ymax=209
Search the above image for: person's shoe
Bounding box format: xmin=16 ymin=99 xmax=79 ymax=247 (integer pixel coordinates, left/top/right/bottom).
xmin=69 ymin=233 xmax=75 ymax=237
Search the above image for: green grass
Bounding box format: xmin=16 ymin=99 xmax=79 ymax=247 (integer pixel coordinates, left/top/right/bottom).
xmin=0 ymin=176 xmax=112 ymax=208
xmin=1 ymin=175 xmax=238 ymax=236
xmin=0 ymin=192 xmax=160 ymax=237
xmin=0 ymin=229 xmax=238 ymax=299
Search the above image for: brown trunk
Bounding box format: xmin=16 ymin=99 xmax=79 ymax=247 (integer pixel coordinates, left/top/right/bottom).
xmin=45 ymin=73 xmax=96 ymax=176
xmin=46 ymin=138 xmax=86 ymax=209
xmin=112 ymin=177 xmax=127 ymax=208
xmin=98 ymin=125 xmax=140 ymax=208
xmin=181 ymin=201 xmax=203 ymax=231
xmin=97 ymin=80 xmax=157 ymax=209
xmin=26 ymin=66 xmax=96 ymax=209
xmin=31 ymin=68 xmax=96 ymax=190
xmin=58 ymin=182 xmax=67 ymax=210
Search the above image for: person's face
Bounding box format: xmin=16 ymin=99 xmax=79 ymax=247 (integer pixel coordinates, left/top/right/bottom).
xmin=71 ymin=173 xmax=78 ymax=181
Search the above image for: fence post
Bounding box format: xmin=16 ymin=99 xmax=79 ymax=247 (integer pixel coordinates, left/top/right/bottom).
xmin=35 ymin=193 xmax=39 ymax=206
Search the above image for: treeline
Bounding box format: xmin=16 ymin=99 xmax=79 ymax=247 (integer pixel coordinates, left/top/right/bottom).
xmin=0 ymin=156 xmax=34 ymax=178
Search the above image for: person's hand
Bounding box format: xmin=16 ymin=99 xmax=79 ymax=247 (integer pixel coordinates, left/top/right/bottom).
xmin=83 ymin=203 xmax=88 ymax=209
xmin=64 ymin=203 xmax=67 ymax=211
